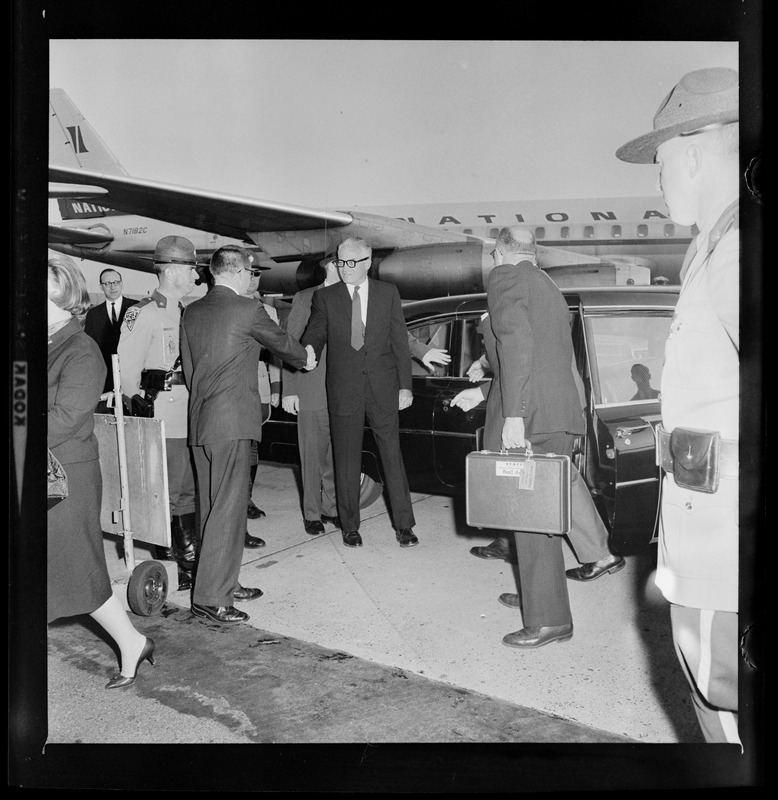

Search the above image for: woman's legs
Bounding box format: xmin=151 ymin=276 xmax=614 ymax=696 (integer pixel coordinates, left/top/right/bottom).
xmin=89 ymin=594 xmax=148 ymax=677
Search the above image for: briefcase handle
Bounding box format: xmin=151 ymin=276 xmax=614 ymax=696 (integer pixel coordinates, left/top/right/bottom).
xmin=478 ymin=444 xmax=535 ymax=458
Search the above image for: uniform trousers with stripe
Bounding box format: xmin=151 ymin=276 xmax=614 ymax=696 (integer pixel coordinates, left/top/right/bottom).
xmin=670 ymin=603 xmax=740 ymax=744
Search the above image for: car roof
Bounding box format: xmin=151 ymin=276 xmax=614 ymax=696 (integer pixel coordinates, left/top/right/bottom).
xmin=402 ymin=285 xmax=679 ymax=322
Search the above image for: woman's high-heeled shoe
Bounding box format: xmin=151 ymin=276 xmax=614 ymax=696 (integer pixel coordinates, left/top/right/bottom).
xmin=105 ymin=637 xmax=156 ymax=689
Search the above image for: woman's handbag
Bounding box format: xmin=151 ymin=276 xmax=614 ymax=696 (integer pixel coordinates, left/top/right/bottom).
xmin=47 ymin=448 xmax=68 ymax=508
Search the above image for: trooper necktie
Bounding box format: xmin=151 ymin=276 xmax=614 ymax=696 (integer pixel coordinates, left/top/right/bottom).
xmin=351 ymin=285 xmax=364 ymax=350
xmin=111 ymin=302 xmax=118 ymax=326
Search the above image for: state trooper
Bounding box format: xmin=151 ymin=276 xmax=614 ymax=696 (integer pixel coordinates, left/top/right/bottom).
xmin=117 ymin=236 xmax=205 ymax=591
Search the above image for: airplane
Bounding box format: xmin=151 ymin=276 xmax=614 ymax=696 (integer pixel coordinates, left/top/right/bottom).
xmin=48 ymin=88 xmax=693 ymax=298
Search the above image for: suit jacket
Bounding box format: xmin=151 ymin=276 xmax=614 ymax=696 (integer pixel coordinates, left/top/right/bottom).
xmin=282 ymin=283 xmax=329 ymax=411
xmin=181 ymin=285 xmax=308 ymax=446
xmin=83 ymin=296 xmax=136 ymax=390
xmin=482 ymin=262 xmax=584 ymax=450
xmin=302 ymin=279 xmax=412 ymax=416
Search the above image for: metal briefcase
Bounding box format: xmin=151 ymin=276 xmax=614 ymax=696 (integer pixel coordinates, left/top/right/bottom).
xmin=465 ymin=448 xmax=572 ymax=535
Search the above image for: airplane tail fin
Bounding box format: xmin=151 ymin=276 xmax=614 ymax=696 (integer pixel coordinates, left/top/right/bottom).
xmin=50 ymin=88 xmax=128 ymax=220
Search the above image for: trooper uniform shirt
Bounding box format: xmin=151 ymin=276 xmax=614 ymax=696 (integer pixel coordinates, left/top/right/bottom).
xmin=656 ymin=200 xmax=739 ymax=613
xmin=117 ymin=289 xmax=189 ymax=439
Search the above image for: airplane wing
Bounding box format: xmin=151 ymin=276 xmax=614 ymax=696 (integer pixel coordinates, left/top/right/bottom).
xmin=48 ymin=222 xmax=114 ymax=246
xmin=49 ymin=165 xmax=354 ymax=242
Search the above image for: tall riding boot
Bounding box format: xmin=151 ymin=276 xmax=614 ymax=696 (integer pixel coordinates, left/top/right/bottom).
xmin=171 ymin=513 xmax=198 ymax=591
xmin=247 ymin=463 xmax=265 ymax=519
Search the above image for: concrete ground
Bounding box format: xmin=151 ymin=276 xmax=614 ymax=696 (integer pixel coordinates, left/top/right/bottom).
xmin=46 ymin=461 xmax=703 ymax=748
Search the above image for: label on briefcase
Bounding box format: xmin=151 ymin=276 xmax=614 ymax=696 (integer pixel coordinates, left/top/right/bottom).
xmin=495 ymin=459 xmax=536 ymax=489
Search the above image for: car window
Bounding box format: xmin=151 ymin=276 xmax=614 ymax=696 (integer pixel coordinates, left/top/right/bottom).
xmin=461 ymin=316 xmax=488 ymax=379
xmin=408 ymin=321 xmax=452 ymax=377
xmin=585 ymin=312 xmax=672 ymax=405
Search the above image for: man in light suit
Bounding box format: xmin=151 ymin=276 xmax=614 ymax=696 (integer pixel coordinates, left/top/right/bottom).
xmin=452 ymin=226 xmax=615 ymax=648
xmin=84 ymin=268 xmax=136 ymax=396
xmin=301 ymin=237 xmax=418 ymax=548
xmin=181 ymin=245 xmax=313 ymax=624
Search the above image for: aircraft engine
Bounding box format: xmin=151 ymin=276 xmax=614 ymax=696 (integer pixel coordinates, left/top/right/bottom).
xmin=371 ymin=242 xmax=488 ymax=299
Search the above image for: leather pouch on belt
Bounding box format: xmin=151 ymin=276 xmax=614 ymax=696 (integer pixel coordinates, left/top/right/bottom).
xmin=130 ymin=393 xmax=155 ymax=418
xmin=670 ymin=427 xmax=721 ymax=493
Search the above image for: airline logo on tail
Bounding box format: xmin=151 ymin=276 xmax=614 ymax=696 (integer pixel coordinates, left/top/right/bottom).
xmin=65 ymin=125 xmax=89 ymax=154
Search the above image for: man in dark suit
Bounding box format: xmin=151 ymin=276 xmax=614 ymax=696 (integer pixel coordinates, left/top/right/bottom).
xmin=453 ymin=226 xmax=620 ymax=648
xmin=83 ymin=268 xmax=136 ymax=395
xmin=301 ymin=237 xmax=418 ymax=548
xmin=181 ymin=245 xmax=313 ymax=624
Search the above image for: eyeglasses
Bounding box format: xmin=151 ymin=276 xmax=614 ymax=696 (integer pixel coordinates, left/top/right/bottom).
xmin=334 ymin=256 xmax=370 ymax=269
xmin=240 ymin=268 xmax=263 ymax=278
xmin=101 ymin=280 xmax=122 ymax=287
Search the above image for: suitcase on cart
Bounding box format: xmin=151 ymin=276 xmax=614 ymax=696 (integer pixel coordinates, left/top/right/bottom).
xmin=465 ymin=448 xmax=572 ymax=535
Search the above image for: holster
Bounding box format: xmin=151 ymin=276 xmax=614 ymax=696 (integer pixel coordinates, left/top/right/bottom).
xmin=130 ymin=393 xmax=155 ymax=418
xmin=657 ymin=425 xmax=721 ymax=493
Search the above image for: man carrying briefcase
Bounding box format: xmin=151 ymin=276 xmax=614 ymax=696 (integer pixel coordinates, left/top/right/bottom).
xmin=452 ymin=226 xmax=617 ymax=649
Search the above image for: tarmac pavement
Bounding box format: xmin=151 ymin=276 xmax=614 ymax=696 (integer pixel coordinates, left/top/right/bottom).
xmin=37 ymin=461 xmax=755 ymax=790
xmin=45 ymin=462 xmax=704 ymax=747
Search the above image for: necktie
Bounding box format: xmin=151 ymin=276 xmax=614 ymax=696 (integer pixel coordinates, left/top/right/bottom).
xmin=351 ymin=286 xmax=364 ymax=350
xmin=111 ymin=302 xmax=118 ymax=325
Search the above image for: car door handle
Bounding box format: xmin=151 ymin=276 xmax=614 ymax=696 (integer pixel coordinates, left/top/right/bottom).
xmin=616 ymin=424 xmax=651 ymax=438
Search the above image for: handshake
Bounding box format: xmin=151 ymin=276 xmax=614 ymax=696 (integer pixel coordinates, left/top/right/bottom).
xmin=304 ymin=344 xmax=318 ymax=371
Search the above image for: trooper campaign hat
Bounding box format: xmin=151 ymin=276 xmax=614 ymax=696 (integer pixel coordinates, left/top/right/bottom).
xmin=142 ymin=235 xmax=210 ymax=267
xmin=616 ymin=68 xmax=739 ymax=164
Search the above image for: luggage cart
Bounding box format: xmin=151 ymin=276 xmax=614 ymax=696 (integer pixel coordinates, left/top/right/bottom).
xmin=95 ymin=355 xmax=175 ymax=616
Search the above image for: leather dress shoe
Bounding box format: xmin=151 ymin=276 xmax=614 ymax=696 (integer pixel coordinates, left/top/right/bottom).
xmin=395 ymin=528 xmax=419 ymax=547
xmin=247 ymin=500 xmax=266 ymax=519
xmin=342 ymin=530 xmax=363 ymax=547
xmin=244 ymin=531 xmax=266 ymax=548
xmin=470 ymin=538 xmax=511 ymax=561
xmin=566 ymin=553 xmax=625 ymax=582
xmin=502 ymin=623 xmax=574 ymax=649
xmin=304 ymin=518 xmax=325 ymax=535
xmin=191 ymin=603 xmax=249 ymax=623
xmin=498 ymin=592 xmax=522 ymax=609
xmin=233 ymin=585 xmax=264 ymax=602
xmin=321 ymin=514 xmax=341 ymax=528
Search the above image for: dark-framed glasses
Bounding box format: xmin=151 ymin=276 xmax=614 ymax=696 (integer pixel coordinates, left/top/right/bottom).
xmin=101 ymin=280 xmax=122 ymax=287
xmin=335 ymin=256 xmax=370 ymax=269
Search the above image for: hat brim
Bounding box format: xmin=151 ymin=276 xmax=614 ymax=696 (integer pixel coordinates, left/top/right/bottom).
xmin=139 ymin=254 xmax=211 ymax=268
xmin=616 ymin=111 xmax=738 ymax=164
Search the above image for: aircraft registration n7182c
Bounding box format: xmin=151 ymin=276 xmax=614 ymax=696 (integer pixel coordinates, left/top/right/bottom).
xmin=48 ymin=88 xmax=692 ymax=298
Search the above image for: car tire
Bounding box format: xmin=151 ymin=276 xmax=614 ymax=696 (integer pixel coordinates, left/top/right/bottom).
xmin=359 ymin=473 xmax=384 ymax=509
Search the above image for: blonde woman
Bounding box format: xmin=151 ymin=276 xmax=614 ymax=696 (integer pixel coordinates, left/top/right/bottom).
xmin=48 ymin=255 xmax=154 ymax=689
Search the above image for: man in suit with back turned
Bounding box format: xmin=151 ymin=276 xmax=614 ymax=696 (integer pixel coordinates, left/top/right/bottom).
xmin=301 ymin=237 xmax=419 ymax=548
xmin=452 ymin=226 xmax=618 ymax=648
xmin=181 ymin=244 xmax=314 ymax=624
xmin=84 ymin=268 xmax=136 ymax=396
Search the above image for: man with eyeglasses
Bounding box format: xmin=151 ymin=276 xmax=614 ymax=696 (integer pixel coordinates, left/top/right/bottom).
xmin=84 ymin=268 xmax=136 ymax=397
xmin=117 ymin=236 xmax=206 ymax=593
xmin=301 ymin=237 xmax=419 ymax=549
xmin=181 ymin=244 xmax=314 ymax=624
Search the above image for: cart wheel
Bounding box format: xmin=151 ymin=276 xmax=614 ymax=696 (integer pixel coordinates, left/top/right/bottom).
xmin=359 ymin=473 xmax=384 ymax=509
xmin=127 ymin=560 xmax=168 ymax=616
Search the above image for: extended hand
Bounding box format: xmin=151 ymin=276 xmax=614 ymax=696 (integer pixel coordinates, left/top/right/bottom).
xmin=450 ymin=386 xmax=485 ymax=412
xmin=421 ymin=348 xmax=451 ymax=370
xmin=398 ymin=389 xmax=413 ymax=411
xmin=282 ymin=395 xmax=299 ymax=415
xmin=466 ymin=359 xmax=486 ymax=382
xmin=304 ymin=344 xmax=317 ymax=371
xmin=501 ymin=417 xmax=528 ymax=450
